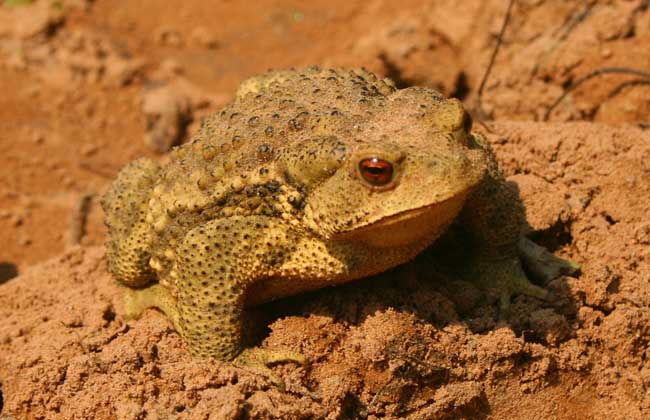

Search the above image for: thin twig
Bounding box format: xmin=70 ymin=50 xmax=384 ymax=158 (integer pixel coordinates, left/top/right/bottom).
xmin=362 ymin=378 xmax=394 ymax=417
xmin=543 ymin=67 xmax=650 ymax=121
xmin=475 ymin=0 xmax=516 ymax=119
xmin=477 ymin=118 xmax=497 ymax=134
xmin=69 ymin=193 xmax=93 ymax=245
xmin=532 ymin=1 xmax=594 ymax=76
xmin=78 ymin=161 xmax=119 ymax=179
xmin=606 ymin=79 xmax=650 ymax=99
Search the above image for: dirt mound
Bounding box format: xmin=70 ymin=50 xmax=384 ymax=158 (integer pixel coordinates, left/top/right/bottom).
xmin=1 ymin=0 xmax=650 ymax=418
xmin=2 ymin=121 xmax=650 ymax=419
xmin=344 ymin=0 xmax=650 ymax=124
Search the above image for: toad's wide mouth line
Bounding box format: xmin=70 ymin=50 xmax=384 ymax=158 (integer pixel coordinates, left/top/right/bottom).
xmin=371 ymin=201 xmax=443 ymax=227
xmin=331 ymin=191 xmax=470 ymax=242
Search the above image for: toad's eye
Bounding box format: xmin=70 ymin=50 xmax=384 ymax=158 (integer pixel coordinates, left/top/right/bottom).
xmin=358 ymin=157 xmax=394 ymax=186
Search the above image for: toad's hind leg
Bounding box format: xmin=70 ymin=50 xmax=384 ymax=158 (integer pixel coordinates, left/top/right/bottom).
xmin=175 ymin=216 xmax=306 ymax=373
xmin=102 ymin=158 xmax=160 ymax=288
xmin=460 ymin=135 xmax=578 ymax=315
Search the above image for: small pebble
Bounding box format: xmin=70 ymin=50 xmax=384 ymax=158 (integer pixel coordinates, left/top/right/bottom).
xmin=31 ymin=131 xmax=45 ymax=144
xmin=18 ymin=236 xmax=32 ymax=246
xmin=190 ymin=26 xmax=218 ymax=49
xmin=155 ymin=27 xmax=183 ymax=47
xmin=81 ymin=143 xmax=99 ymax=157
xmin=10 ymin=214 xmax=23 ymax=227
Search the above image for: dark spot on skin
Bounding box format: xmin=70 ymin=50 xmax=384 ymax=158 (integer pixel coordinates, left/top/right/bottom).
xmin=265 ymin=180 xmax=281 ymax=192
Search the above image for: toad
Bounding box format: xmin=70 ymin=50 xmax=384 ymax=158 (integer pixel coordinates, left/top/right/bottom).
xmin=102 ymin=67 xmax=576 ymax=376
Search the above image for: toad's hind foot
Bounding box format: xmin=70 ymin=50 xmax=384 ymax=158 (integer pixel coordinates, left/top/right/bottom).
xmin=234 ymin=348 xmax=308 ymax=390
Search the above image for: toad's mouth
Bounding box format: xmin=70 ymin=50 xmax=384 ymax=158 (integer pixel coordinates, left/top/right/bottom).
xmin=332 ymin=191 xmax=470 ymax=248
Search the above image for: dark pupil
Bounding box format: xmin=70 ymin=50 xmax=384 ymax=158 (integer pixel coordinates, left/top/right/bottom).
xmin=366 ymin=166 xmax=385 ymax=175
xmin=360 ymin=158 xmax=393 ymax=185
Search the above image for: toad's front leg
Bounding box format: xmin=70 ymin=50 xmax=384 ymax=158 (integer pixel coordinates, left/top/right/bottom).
xmin=460 ymin=137 xmax=577 ymax=314
xmin=175 ymin=216 xmax=305 ymax=381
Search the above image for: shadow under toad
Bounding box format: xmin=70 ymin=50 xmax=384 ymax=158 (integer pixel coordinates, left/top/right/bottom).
xmin=250 ymin=180 xmax=580 ymax=418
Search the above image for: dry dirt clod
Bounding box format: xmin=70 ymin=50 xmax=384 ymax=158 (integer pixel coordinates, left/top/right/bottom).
xmin=156 ymin=58 xmax=184 ymax=78
xmin=9 ymin=214 xmax=23 ymax=227
xmin=30 ymin=131 xmax=45 ymax=144
xmin=190 ymin=26 xmax=219 ymax=49
xmin=0 ymin=0 xmax=63 ymax=39
xmin=528 ymin=308 xmax=571 ymax=346
xmin=103 ymin=56 xmax=145 ymax=87
xmin=17 ymin=236 xmax=32 ymax=246
xmin=141 ymin=84 xmax=192 ymax=153
xmin=509 ymin=173 xmax=572 ymax=235
xmin=80 ymin=144 xmax=98 ymax=157
xmin=154 ymin=27 xmax=183 ymax=47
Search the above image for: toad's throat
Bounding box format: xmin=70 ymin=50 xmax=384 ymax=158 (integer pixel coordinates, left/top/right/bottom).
xmin=333 ymin=191 xmax=470 ymax=248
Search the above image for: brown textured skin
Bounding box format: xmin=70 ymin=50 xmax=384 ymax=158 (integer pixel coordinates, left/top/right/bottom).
xmin=101 ymin=67 xmax=545 ymax=361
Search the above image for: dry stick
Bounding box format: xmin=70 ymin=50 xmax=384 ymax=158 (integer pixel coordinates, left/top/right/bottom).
xmin=543 ymin=67 xmax=650 ymax=121
xmin=363 ymin=378 xmax=394 ymax=417
xmin=551 ymin=0 xmax=592 ymax=40
xmin=70 ymin=193 xmax=93 ymax=246
xmin=78 ymin=161 xmax=119 ymax=179
xmin=532 ymin=1 xmax=594 ymax=77
xmin=475 ymin=0 xmax=516 ymax=120
xmin=608 ymin=79 xmax=650 ymax=129
xmin=606 ymin=78 xmax=650 ymax=99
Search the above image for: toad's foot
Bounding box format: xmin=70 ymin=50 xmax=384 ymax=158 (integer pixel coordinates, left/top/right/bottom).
xmin=471 ymin=238 xmax=579 ymax=316
xmin=496 ymin=262 xmax=548 ymax=316
xmin=476 ymin=255 xmax=549 ymax=316
xmin=234 ymin=348 xmax=308 ymax=390
xmin=519 ymin=236 xmax=580 ymax=284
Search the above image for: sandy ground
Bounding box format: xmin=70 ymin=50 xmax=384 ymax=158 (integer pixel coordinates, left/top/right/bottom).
xmin=1 ymin=1 xmax=649 ymax=419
